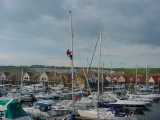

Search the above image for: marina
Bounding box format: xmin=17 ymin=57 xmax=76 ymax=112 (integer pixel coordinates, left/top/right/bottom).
xmin=0 ymin=0 xmax=160 ymax=120
xmin=0 ymin=79 xmax=160 ymax=120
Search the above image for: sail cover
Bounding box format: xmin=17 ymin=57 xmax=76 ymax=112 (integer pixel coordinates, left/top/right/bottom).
xmin=5 ymin=99 xmax=28 ymax=119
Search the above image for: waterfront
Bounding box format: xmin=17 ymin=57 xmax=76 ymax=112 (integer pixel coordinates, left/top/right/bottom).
xmin=136 ymin=102 xmax=160 ymax=120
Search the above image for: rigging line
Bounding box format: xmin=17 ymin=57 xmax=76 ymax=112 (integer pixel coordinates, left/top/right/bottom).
xmin=82 ymin=68 xmax=92 ymax=94
xmin=87 ymin=35 xmax=99 ymax=73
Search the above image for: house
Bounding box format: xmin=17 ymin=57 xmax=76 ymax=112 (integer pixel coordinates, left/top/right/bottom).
xmin=136 ymin=75 xmax=145 ymax=84
xmin=23 ymin=72 xmax=30 ymax=81
xmin=22 ymin=72 xmax=40 ymax=85
xmin=20 ymin=71 xmax=73 ymax=87
xmin=150 ymin=75 xmax=160 ymax=84
xmin=118 ymin=75 xmax=126 ymax=83
xmin=0 ymin=72 xmax=9 ymax=84
xmin=39 ymin=72 xmax=49 ymax=86
xmin=148 ymin=76 xmax=155 ymax=84
xmin=0 ymin=72 xmax=7 ymax=81
xmin=46 ymin=72 xmax=65 ymax=86
xmin=31 ymin=73 xmax=41 ymax=84
xmin=105 ymin=75 xmax=112 ymax=82
xmin=127 ymin=76 xmax=135 ymax=83
xmin=112 ymin=76 xmax=118 ymax=83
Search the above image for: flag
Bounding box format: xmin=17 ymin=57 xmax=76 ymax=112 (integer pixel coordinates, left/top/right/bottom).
xmin=66 ymin=49 xmax=73 ymax=60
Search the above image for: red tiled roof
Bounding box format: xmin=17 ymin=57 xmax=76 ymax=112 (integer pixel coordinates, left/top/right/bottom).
xmin=150 ymin=75 xmax=160 ymax=83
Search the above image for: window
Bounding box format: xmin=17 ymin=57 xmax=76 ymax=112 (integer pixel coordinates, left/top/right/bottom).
xmin=0 ymin=111 xmax=4 ymax=118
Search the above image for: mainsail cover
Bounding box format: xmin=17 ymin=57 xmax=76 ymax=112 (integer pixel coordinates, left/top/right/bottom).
xmin=5 ymin=100 xmax=28 ymax=119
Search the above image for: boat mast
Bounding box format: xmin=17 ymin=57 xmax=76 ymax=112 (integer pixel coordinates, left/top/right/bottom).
xmin=145 ymin=64 xmax=148 ymax=86
xmin=110 ymin=62 xmax=114 ymax=92
xmin=110 ymin=61 xmax=112 ymax=74
xmin=69 ymin=10 xmax=75 ymax=111
xmin=82 ymin=68 xmax=92 ymax=94
xmin=97 ymin=32 xmax=102 ymax=119
xmin=20 ymin=67 xmax=23 ymax=96
xmin=134 ymin=65 xmax=138 ymax=92
xmin=101 ymin=63 xmax=104 ymax=95
xmin=136 ymin=65 xmax=138 ymax=84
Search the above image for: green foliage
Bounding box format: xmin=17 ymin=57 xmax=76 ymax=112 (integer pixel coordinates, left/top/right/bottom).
xmin=113 ymin=68 xmax=160 ymax=76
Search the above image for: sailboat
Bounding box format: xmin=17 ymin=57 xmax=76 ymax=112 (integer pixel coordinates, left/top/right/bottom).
xmin=129 ymin=65 xmax=160 ymax=102
xmin=77 ymin=33 xmax=137 ymax=120
xmin=0 ymin=97 xmax=32 ymax=120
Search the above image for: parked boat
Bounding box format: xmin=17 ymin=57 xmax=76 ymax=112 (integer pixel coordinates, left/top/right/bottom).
xmin=24 ymin=100 xmax=72 ymax=119
xmin=128 ymin=92 xmax=160 ymax=102
xmin=78 ymin=107 xmax=137 ymax=120
xmin=0 ymin=98 xmax=32 ymax=120
xmin=101 ymin=92 xmax=150 ymax=107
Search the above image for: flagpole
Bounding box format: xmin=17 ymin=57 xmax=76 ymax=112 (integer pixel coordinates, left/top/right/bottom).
xmin=69 ymin=10 xmax=75 ymax=111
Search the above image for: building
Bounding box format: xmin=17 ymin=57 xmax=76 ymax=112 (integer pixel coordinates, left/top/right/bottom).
xmin=118 ymin=75 xmax=126 ymax=83
xmin=23 ymin=72 xmax=30 ymax=81
xmin=148 ymin=76 xmax=155 ymax=84
xmin=0 ymin=72 xmax=8 ymax=84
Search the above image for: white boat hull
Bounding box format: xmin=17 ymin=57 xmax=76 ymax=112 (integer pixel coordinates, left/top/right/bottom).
xmin=78 ymin=109 xmax=137 ymax=120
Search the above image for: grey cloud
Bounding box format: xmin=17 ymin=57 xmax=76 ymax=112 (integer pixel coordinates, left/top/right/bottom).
xmin=0 ymin=0 xmax=159 ymax=66
xmin=70 ymin=0 xmax=160 ymax=46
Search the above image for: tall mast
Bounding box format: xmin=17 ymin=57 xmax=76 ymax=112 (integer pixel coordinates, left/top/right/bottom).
xmin=135 ymin=65 xmax=138 ymax=84
xmin=101 ymin=63 xmax=104 ymax=95
xmin=97 ymin=32 xmax=102 ymax=119
xmin=20 ymin=67 xmax=23 ymax=95
xmin=69 ymin=10 xmax=75 ymax=111
xmin=110 ymin=61 xmax=112 ymax=74
xmin=145 ymin=64 xmax=148 ymax=85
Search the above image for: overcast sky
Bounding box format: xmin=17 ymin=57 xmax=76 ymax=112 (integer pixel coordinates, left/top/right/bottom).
xmin=0 ymin=0 xmax=160 ymax=68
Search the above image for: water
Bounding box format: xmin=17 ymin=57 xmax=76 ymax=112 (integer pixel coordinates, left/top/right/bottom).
xmin=136 ymin=102 xmax=160 ymax=120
